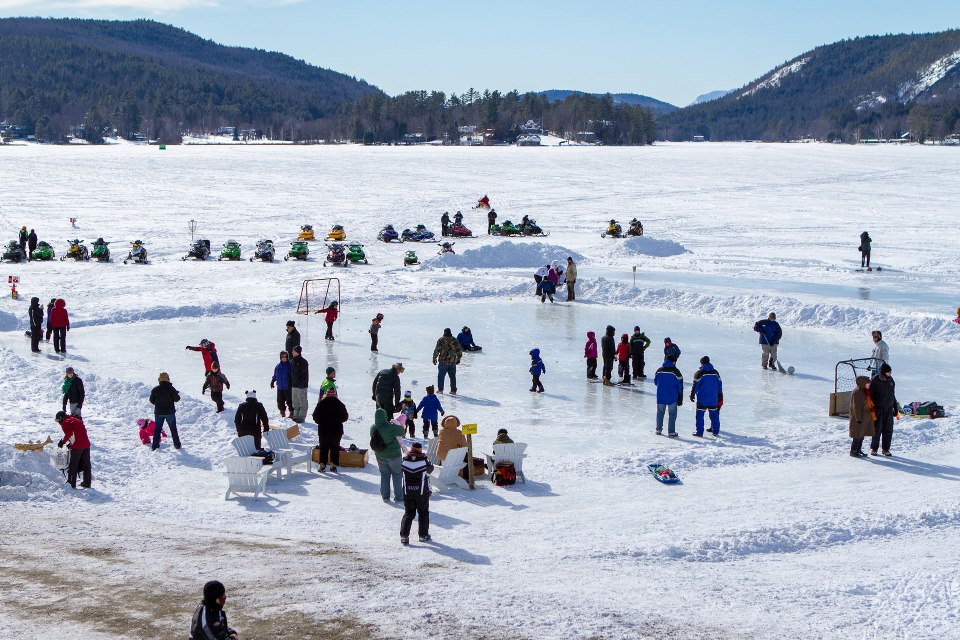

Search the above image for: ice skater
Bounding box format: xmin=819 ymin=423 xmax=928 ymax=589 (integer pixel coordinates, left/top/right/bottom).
xmin=270 ymin=351 xmax=292 ymax=418
xmin=315 ymin=300 xmax=339 ymax=340
xmin=529 ymin=348 xmax=545 ymax=392
xmin=186 ymin=338 xmax=219 ymax=374
xmin=584 ymin=331 xmax=598 ymax=379
xmin=416 ymin=385 xmax=444 ymax=438
xmin=753 ymin=313 xmax=782 ymax=370
xmin=859 ymin=231 xmax=872 ymax=269
xmin=870 ymin=330 xmax=889 ymax=372
xmin=369 ymin=312 xmax=383 ymax=351
xmin=617 ymin=333 xmax=631 ymax=384
xmin=630 ymin=327 xmax=651 ymax=379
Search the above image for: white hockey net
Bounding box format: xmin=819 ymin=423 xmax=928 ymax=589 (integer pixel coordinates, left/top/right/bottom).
xmin=296 ymin=278 xmax=341 ymax=315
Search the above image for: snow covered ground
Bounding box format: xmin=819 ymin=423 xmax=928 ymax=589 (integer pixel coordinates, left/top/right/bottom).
xmin=0 ymin=142 xmax=959 ymax=639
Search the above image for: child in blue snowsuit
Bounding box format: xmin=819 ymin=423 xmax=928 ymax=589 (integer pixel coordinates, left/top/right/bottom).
xmin=270 ymin=351 xmax=293 ymax=417
xmin=690 ymin=356 xmax=723 ymax=437
xmin=399 ymin=390 xmax=419 ymax=438
xmin=416 ymin=385 xmax=445 ymax=438
xmin=529 ymin=348 xmax=546 ymax=392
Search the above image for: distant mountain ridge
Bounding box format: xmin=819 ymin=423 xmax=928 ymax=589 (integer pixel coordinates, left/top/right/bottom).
xmin=540 ymin=90 xmax=677 ymax=113
xmin=664 ymin=29 xmax=960 ymax=141
xmin=688 ymin=90 xmax=732 ymax=106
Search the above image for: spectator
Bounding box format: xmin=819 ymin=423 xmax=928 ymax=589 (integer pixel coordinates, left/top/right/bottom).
xmin=753 ymin=313 xmax=782 ymax=370
xmin=312 ymin=387 xmax=348 ymax=472
xmin=869 ymin=363 xmax=899 ymax=456
xmin=202 ymin=363 xmax=231 ymax=413
xmin=28 ymin=297 xmax=42 ymax=353
xmin=663 ymin=337 xmax=681 ymax=363
xmin=49 ymin=298 xmax=70 ymax=354
xmin=189 ymin=580 xmax=238 ymax=640
xmin=616 ymin=333 xmax=631 ymax=384
xmin=432 ymin=329 xmax=462 ymax=394
xmin=564 ymin=256 xmax=577 ymax=301
xmin=416 ymin=385 xmax=444 ymax=439
xmin=487 ymin=208 xmax=497 ymax=234
xmin=437 ymin=415 xmax=466 ymax=463
xmin=372 ymin=362 xmax=404 ymax=419
xmin=630 ymin=327 xmax=651 ymax=379
xmin=654 ymin=359 xmax=684 ymax=437
xmin=859 ymin=231 xmax=872 ymax=269
xmin=284 ymin=320 xmax=300 ymax=355
xmin=441 ymin=211 xmax=451 ymax=237
xmin=601 ymin=325 xmax=616 ymax=385
xmin=584 ymin=331 xmax=598 ymax=380
xmin=18 ymin=226 xmax=27 ymax=254
xmin=848 ymin=376 xmax=872 ymax=457
xmin=270 ymin=351 xmax=292 ymax=418
xmin=45 ymin=298 xmax=56 ymax=342
xmin=56 ymin=410 xmax=91 ymax=489
xmin=369 ymin=312 xmax=384 ymax=352
xmin=315 ymin=300 xmax=339 ymax=340
xmin=289 ymin=346 xmax=309 ymax=423
xmin=400 ymin=442 xmax=434 ymax=544
xmin=186 ymin=338 xmax=220 ymax=374
xmin=27 ymin=228 xmax=38 ymax=258
xmin=370 ymin=408 xmax=406 ymax=503
xmin=149 ymin=372 xmax=182 ymax=450
xmin=690 ymin=356 xmax=723 ymax=437
xmin=234 ymin=390 xmax=269 ymax=450
xmin=871 ymin=330 xmax=889 ymax=372
xmin=61 ymin=366 xmax=85 ymax=417
xmin=456 ymin=326 xmax=482 ymax=352
xmin=493 ymin=428 xmax=514 ymax=445
xmin=320 ymin=366 xmax=337 ymax=396
xmin=534 ymin=264 xmax=549 ymax=297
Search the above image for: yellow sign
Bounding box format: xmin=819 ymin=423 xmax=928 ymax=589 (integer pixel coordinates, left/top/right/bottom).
xmin=461 ymin=423 xmax=478 ymax=435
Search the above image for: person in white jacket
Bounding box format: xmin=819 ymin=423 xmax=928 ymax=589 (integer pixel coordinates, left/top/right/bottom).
xmin=871 ymin=330 xmax=889 ymax=373
xmin=534 ymin=264 xmax=549 ymax=297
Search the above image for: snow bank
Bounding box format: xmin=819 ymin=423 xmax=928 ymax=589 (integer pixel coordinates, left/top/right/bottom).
xmin=421 ymin=241 xmax=584 ymax=270
xmin=612 ymin=236 xmax=688 ymax=258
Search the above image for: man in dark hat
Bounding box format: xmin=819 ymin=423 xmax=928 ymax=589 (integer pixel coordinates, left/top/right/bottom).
xmin=284 ymin=320 xmax=300 ymax=355
xmin=189 ymin=580 xmax=238 ymax=640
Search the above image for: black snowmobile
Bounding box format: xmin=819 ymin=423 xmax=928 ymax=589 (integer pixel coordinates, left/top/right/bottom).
xmin=250 ymin=239 xmax=276 ymax=262
xmin=183 ymin=239 xmax=211 ymax=261
xmin=323 ymin=243 xmax=349 ymax=267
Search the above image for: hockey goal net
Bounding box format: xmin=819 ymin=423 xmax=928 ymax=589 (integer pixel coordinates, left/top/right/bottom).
xmin=830 ymin=358 xmax=878 ymax=416
xmin=296 ymin=278 xmax=341 ymax=315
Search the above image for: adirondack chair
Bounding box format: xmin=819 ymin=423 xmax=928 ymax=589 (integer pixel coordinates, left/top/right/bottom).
xmin=426 ymin=438 xmax=440 ymax=466
xmin=432 ymin=446 xmax=469 ymax=491
xmin=485 ymin=442 xmax=528 ymax=483
xmin=264 ymin=429 xmax=312 ymax=474
xmin=231 ymin=435 xmax=283 ymax=479
xmin=222 ymin=456 xmax=271 ymax=500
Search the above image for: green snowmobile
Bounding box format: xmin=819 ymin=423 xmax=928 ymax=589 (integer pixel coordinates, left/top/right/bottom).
xmin=347 ymin=243 xmax=368 ymax=264
xmin=285 ymin=240 xmax=310 ymax=261
xmin=2 ymin=240 xmax=25 ymax=262
xmin=218 ymin=240 xmax=242 ymax=261
xmin=403 ymin=250 xmax=419 ymax=266
xmin=91 ymin=238 xmax=111 ymax=262
xmin=492 ymin=220 xmax=521 ymax=236
xmin=31 ymin=241 xmax=56 ymax=261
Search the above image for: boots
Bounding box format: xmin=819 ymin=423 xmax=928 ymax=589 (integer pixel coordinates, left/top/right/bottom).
xmin=280 ymin=407 xmax=286 ymax=418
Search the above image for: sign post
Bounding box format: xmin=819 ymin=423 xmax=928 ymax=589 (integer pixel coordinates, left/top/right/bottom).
xmin=69 ymin=217 xmax=77 ymax=229
xmin=462 ymin=423 xmax=478 ymax=489
xmin=8 ymin=275 xmax=19 ymax=299
xmin=188 ymin=219 xmax=198 ymax=242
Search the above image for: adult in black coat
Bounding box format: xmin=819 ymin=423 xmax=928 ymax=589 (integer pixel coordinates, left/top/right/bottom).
xmin=28 ymin=296 xmax=43 ymax=352
xmin=284 ymin=320 xmax=300 ymax=355
xmin=289 ymin=346 xmax=309 ymax=423
xmin=149 ymin=372 xmax=181 ymax=450
xmin=62 ymin=366 xmax=85 ymax=416
xmin=869 ymin=363 xmax=899 ymax=456
xmin=312 ymin=388 xmax=349 ymax=470
xmin=234 ymin=391 xmax=269 ymax=449
xmin=600 ymin=325 xmax=616 ymax=385
xmin=27 ymin=229 xmax=38 ymax=257
xmin=372 ymin=362 xmax=404 ymax=419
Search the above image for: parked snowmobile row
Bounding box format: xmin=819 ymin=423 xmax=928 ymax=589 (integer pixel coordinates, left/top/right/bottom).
xmin=2 ymin=238 xmax=113 ymax=262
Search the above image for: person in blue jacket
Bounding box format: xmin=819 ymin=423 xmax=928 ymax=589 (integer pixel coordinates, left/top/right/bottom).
xmin=690 ymin=356 xmax=723 ymax=437
xmin=416 ymin=385 xmax=445 ymax=438
xmin=456 ymin=326 xmax=482 ymax=352
xmin=663 ymin=337 xmax=681 ymax=362
xmin=654 ymin=359 xmax=683 ymax=436
xmin=753 ymin=312 xmax=782 ymax=370
xmin=529 ymin=348 xmax=546 ymax=392
xmin=270 ymin=351 xmax=293 ymax=418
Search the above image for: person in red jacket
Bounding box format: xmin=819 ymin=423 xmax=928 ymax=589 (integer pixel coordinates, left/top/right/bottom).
xmin=56 ymin=410 xmax=91 ymax=489
xmin=186 ymin=339 xmax=219 ymax=373
xmin=616 ymin=333 xmax=632 ymax=385
xmin=315 ymin=301 xmax=339 ymax=340
xmin=49 ymin=298 xmax=70 ymax=354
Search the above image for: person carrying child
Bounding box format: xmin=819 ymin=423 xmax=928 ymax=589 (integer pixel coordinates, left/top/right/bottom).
xmin=529 ymin=348 xmax=545 ymax=392
xmin=584 ymin=331 xmax=598 ymax=380
xmin=616 ymin=333 xmax=631 ymax=384
xmin=400 ymin=442 xmax=434 ymax=545
xmin=416 ymin=385 xmax=445 ymax=438
xmin=202 ymin=363 xmax=231 ymax=413
xmin=399 ymin=390 xmax=419 ymax=438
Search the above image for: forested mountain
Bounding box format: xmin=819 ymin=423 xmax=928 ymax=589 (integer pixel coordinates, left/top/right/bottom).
xmin=663 ymin=30 xmax=960 ymax=142
xmin=688 ymin=90 xmax=732 ymax=106
xmin=539 ymin=90 xmax=677 ymax=113
xmin=0 ymin=17 xmax=379 ymax=142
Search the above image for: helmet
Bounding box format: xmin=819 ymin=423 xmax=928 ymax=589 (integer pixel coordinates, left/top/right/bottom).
xmin=96 ymin=237 xmax=104 ymax=243
xmin=609 ymin=219 xmax=616 ymax=225
xmin=200 ymin=339 xmax=210 ymax=347
xmin=133 ymin=239 xmax=142 ymax=244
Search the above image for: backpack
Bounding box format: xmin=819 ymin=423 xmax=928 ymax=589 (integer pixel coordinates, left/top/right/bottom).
xmin=492 ymin=461 xmax=517 ymax=486
xmin=370 ymin=428 xmax=387 ymax=452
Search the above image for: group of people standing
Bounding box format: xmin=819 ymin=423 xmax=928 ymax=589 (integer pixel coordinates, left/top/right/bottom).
xmin=534 ymin=257 xmax=577 ymax=303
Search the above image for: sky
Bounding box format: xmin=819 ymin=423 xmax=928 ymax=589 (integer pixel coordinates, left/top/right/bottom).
xmin=1 ymin=0 xmax=959 ymax=106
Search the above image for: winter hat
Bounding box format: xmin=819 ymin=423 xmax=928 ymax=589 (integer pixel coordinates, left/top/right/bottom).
xmin=200 ymin=339 xmax=210 ymax=347
xmin=31 ymin=296 xmax=39 ymax=304
xmin=443 ymin=328 xmax=452 ymax=336
xmin=376 ymin=313 xmax=384 ymax=319
xmin=292 ymin=345 xmax=302 ymax=354
xmin=880 ymin=363 xmax=892 ymax=374
xmin=326 ymin=366 xmax=335 ymax=375
xmin=245 ymin=390 xmax=257 ymax=400
xmin=158 ymin=372 xmax=170 ymax=382
xmin=286 ymin=320 xmax=296 ymax=327
xmin=404 ymin=390 xmax=412 ymax=398
xmin=280 ymin=351 xmax=288 ymax=358
xmin=137 ymin=418 xmax=147 ymax=428
xmin=700 ymin=356 xmax=710 ymax=365
xmin=664 ymin=337 xmax=671 ymax=343
xmin=442 ymin=415 xmax=460 ymax=429
xmin=634 ymin=326 xmax=641 ymax=332
xmin=211 ymin=362 xmax=220 ymax=371
xmin=65 ymin=366 xmax=75 ymax=374
xmin=203 ymin=580 xmax=226 ymax=605
xmin=426 ymin=385 xmax=435 ymax=394
xmin=411 ymin=442 xmax=423 ymax=450
xmin=662 ymin=360 xmax=673 ymax=368
xmin=497 ymin=428 xmax=508 ymax=435
xmin=55 ymin=411 xmax=66 ymax=423
xmin=621 ymin=333 xmax=628 ymax=340
xmin=374 ymin=408 xmax=388 ymax=427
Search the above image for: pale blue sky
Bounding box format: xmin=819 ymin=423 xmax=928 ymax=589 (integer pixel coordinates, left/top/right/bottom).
xmin=2 ymin=0 xmax=959 ymax=105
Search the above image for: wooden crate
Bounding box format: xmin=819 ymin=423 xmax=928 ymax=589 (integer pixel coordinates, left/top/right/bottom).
xmin=312 ymin=447 xmax=369 ymax=468
xmin=285 ymin=423 xmax=300 ymax=440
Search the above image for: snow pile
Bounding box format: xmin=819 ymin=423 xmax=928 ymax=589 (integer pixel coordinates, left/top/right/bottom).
xmin=741 ymin=57 xmax=809 ymax=97
xmin=612 ymin=236 xmax=688 ymax=258
xmin=0 ymin=444 xmax=66 ymax=502
xmin=421 ymin=241 xmax=584 ymax=270
xmin=898 ymin=47 xmax=960 ymax=101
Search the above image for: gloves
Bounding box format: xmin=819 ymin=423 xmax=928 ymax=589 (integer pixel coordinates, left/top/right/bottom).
xmin=57 ymin=439 xmax=65 ymax=448
xmin=677 ymin=398 xmax=683 ymax=407
xmin=270 ymin=381 xmax=275 ymax=389
xmin=371 ymin=394 xmax=376 ymax=401
xmin=263 ymin=425 xmax=270 ymax=432
xmin=185 ymin=346 xmax=190 ymax=350
xmin=689 ymin=395 xmax=694 ymax=403
xmin=202 ymin=388 xmax=207 ymax=395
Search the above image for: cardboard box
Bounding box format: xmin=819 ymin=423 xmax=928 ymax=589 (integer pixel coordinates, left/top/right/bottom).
xmin=829 ymin=391 xmax=851 ymax=416
xmin=313 ymin=447 xmax=369 ymax=468
xmin=285 ymin=423 xmax=300 ymax=440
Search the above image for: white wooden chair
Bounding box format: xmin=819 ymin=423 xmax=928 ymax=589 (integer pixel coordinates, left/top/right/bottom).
xmin=231 ymin=435 xmax=283 ymax=479
xmin=432 ymin=446 xmax=469 ymax=491
xmin=485 ymin=442 xmax=528 ymax=483
xmin=426 ymin=438 xmax=440 ymax=466
xmin=264 ymin=429 xmax=312 ymax=474
xmin=222 ymin=456 xmax=271 ymax=500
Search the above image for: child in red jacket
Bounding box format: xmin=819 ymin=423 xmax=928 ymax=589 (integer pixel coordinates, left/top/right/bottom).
xmin=316 ymin=301 xmax=339 ymax=340
xmin=56 ymin=411 xmax=91 ymax=489
xmin=617 ymin=333 xmax=632 ymax=385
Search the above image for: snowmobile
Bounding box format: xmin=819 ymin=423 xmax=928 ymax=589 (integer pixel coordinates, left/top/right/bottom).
xmin=601 ymin=219 xmax=626 ymax=238
xmin=61 ymin=239 xmax=90 ymax=261
xmin=31 ymin=241 xmax=56 ymax=261
xmin=403 ymin=250 xmax=420 ymax=266
xmin=124 ymin=240 xmax=149 ymax=264
xmin=250 ymin=239 xmax=275 ymax=262
xmin=2 ymin=240 xmax=25 ymax=262
xmin=401 ymin=224 xmax=436 ymax=242
xmin=473 ymin=196 xmax=491 ymax=210
xmin=520 ymin=218 xmax=549 ymax=237
xmin=327 ymin=225 xmax=346 ymax=241
xmin=448 ymin=222 xmax=475 ymax=238
xmin=285 ymin=240 xmax=310 ymax=261
xmin=347 ymin=243 xmax=368 ymax=264
xmin=182 ymin=239 xmax=211 ymax=261
xmin=298 ymin=225 xmax=315 ymax=241
xmin=437 ymin=241 xmax=456 ymax=255
xmin=91 ymin=238 xmax=111 ymax=262
xmin=627 ymin=218 xmax=644 ymax=237
xmin=378 ymin=224 xmax=401 ymax=243
xmin=492 ymin=220 xmax=521 ymax=237
xmin=323 ymin=243 xmax=349 ymax=267
xmin=218 ymin=240 xmax=242 ymax=261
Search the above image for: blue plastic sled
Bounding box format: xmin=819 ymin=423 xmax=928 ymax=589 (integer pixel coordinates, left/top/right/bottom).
xmin=648 ymin=464 xmax=680 ymax=484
